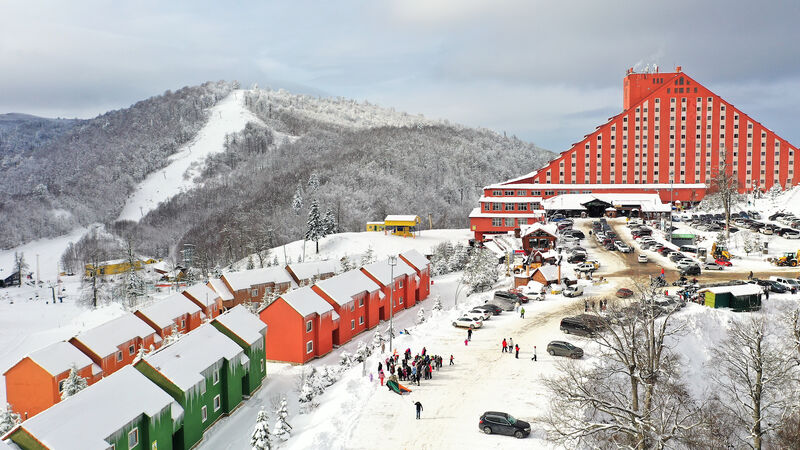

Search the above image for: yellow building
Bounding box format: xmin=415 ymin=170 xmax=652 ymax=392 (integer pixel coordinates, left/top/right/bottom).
xmin=84 ymin=257 xmax=160 ymax=277
xmin=366 ymin=221 xmax=386 ymax=232
xmin=384 ymin=215 xmax=421 ymax=237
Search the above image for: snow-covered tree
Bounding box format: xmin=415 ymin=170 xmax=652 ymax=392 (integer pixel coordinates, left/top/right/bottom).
xmin=323 ymin=207 xmax=337 ymax=236
xmin=271 ymin=255 xmax=279 ymax=267
xmin=462 ymin=248 xmax=498 ymax=293
xmin=291 ymin=186 xmax=303 ymax=215
xmin=307 ymin=172 xmax=320 ymax=192
xmin=250 ymin=408 xmax=272 ymax=450
xmin=416 ymin=307 xmax=426 ymax=324
xmin=164 ymin=324 xmax=184 ymax=346
xmin=60 ymin=365 xmax=88 ymax=400
xmin=305 ymin=198 xmax=324 ymax=254
xmin=360 ymin=246 xmax=376 ymax=266
xmin=339 ymin=351 xmax=353 ymax=367
xmin=246 ymin=255 xmax=255 ymax=270
xmin=339 ymin=255 xmax=355 ymax=273
xmin=0 ymin=403 xmax=21 ymax=435
xmin=273 ymin=397 xmax=292 ymax=441
xmin=372 ymin=329 xmax=385 ymax=350
xmin=448 ymin=244 xmax=469 ymax=272
xmin=432 ymin=295 xmax=443 ymax=311
xmin=354 ymin=341 xmax=371 ymax=362
xmin=14 ymin=252 xmax=28 ymax=287
xmin=384 ymin=322 xmax=396 ymax=340
xmin=320 ymin=366 xmax=341 ymax=387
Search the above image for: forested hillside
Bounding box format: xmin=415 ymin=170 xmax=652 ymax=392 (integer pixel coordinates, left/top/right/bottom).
xmin=0 ymin=82 xmax=235 ymax=249
xmin=128 ymin=88 xmax=553 ymax=270
xmin=0 ymin=113 xmax=82 ymax=158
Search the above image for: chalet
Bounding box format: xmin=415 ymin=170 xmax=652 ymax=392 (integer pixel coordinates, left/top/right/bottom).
xmin=529 ymin=264 xmax=575 ymax=286
xmin=699 ymin=284 xmax=763 ymax=312
xmin=285 ymin=260 xmax=338 ymax=286
xmin=384 ymin=215 xmax=421 ymax=237
xmin=205 ymin=279 xmax=234 ymax=312
xmin=361 ymin=258 xmax=418 ymax=319
xmin=259 ymin=286 xmax=337 ymax=364
xmin=4 ymin=341 xmax=103 ymax=419
xmin=135 ymin=324 xmax=248 ymax=450
xmin=520 ymin=223 xmax=558 ymax=254
xmin=398 ymin=249 xmax=432 ymax=303
xmin=68 ymin=313 xmax=162 ymax=376
xmin=0 ymin=270 xmax=19 ymax=288
xmin=4 ymin=366 xmax=182 ymax=450
xmin=312 ymin=270 xmax=383 ymax=345
xmin=365 ymin=221 xmax=385 ymax=232
xmin=182 ymin=283 xmax=223 ymax=319
xmin=210 ymin=305 xmax=267 ymax=396
xmin=527 ymin=249 xmax=558 ymax=267
xmin=219 ymin=267 xmax=295 ymax=308
xmin=135 ymin=293 xmax=204 ymax=338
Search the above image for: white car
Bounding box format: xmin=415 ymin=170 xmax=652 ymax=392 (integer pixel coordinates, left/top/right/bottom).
xmin=563 ymin=285 xmax=584 ymax=297
xmin=703 ymin=261 xmax=724 ymax=270
xmin=467 ymin=309 xmax=491 ymax=320
xmin=785 ymin=231 xmax=800 ymax=239
xmin=615 ymin=242 xmax=633 ymax=253
xmin=575 ymin=263 xmax=596 ymax=273
xmin=638 ymin=254 xmax=648 ymax=263
xmin=676 ymin=260 xmax=697 ymax=270
xmin=452 ymin=316 xmax=483 ymax=329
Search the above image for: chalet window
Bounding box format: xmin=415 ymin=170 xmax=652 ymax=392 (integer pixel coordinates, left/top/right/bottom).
xmin=359 ymin=298 xmax=364 ymax=307
xmin=251 ymin=289 xmax=258 ymax=297
xmin=399 ymin=280 xmax=404 ymax=288
xmin=58 ymin=379 xmax=66 ymax=392
xmin=505 ymin=218 xmax=514 ymax=227
xmin=399 ymin=297 xmax=403 ymax=305
xmin=213 ymin=394 xmax=221 ymax=411
xmin=129 ymin=345 xmax=135 ymax=356
xmin=491 ymin=218 xmax=502 ymax=227
xmin=351 ymin=319 xmax=355 ymax=330
xmin=213 ymin=369 xmax=220 ymax=385
xmin=359 ymin=316 xmax=364 ymax=325
xmin=128 ymin=428 xmax=139 ymax=448
xmin=517 ymin=190 xmax=526 ymax=196
xmin=532 ymin=190 xmax=541 ymax=196
xmin=492 ymin=190 xmax=502 ymax=195
xmin=117 ymin=351 xmax=123 ymax=362
xmin=202 ymin=406 xmax=208 ymax=422
xmin=492 ymin=203 xmax=501 ymax=211
xmin=306 ymin=320 xmax=312 ymax=332
xmin=306 ymin=341 xmax=313 ymax=354
xmin=504 ymin=190 xmax=514 ymax=195
xmin=181 ymin=319 xmax=186 ymax=329
xmin=504 ymin=203 xmax=514 ymax=211
xmin=518 ymin=203 xmax=528 ymax=211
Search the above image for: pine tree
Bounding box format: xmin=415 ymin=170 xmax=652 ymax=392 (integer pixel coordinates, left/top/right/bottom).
xmin=323 ymin=207 xmax=337 ymax=235
xmin=0 ymin=403 xmax=21 ymax=436
xmin=60 ymin=365 xmax=88 ymax=400
xmin=339 ymin=255 xmax=354 ymax=273
xmin=250 ymin=408 xmax=272 ymax=450
xmin=307 ymin=172 xmax=320 ymax=192
xmin=360 ymin=246 xmax=376 ymax=266
xmin=432 ymin=295 xmax=443 ymax=311
xmin=372 ymin=329 xmax=384 ymax=350
xmin=291 ymin=186 xmax=303 ymax=215
xmin=339 ymin=351 xmax=352 ymax=367
xmin=247 ymin=255 xmax=255 ymax=270
xmin=416 ymin=307 xmax=426 ymax=324
xmin=306 ymin=198 xmax=324 ymax=254
xmin=462 ymin=248 xmax=498 ymax=293
xmin=273 ymin=397 xmax=292 ymax=441
xmin=14 ymin=252 xmax=28 ymax=287
xmin=164 ymin=323 xmax=184 ymax=346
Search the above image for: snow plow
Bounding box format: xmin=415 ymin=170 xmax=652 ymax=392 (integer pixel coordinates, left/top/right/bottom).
xmin=776 ymin=251 xmax=800 ymax=267
xmin=711 ymin=243 xmax=731 ymax=261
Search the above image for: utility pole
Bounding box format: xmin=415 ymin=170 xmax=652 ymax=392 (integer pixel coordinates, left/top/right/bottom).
xmin=388 ymin=256 xmax=397 ymax=353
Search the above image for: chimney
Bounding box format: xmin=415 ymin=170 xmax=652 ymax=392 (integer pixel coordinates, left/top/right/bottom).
xmin=676 ymin=65 xmax=682 ymax=73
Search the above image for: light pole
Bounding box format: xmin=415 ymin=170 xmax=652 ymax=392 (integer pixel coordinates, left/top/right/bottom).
xmin=669 ymin=173 xmax=674 ymax=243
xmin=388 ymin=256 xmax=397 ymax=353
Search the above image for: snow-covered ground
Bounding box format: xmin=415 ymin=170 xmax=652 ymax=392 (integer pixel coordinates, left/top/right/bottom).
xmin=0 ymin=226 xmax=92 ymax=282
xmin=118 ymin=90 xmax=263 ymax=222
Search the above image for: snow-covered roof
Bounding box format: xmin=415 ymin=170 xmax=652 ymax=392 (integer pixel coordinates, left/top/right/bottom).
xmin=700 ymin=284 xmax=764 ymax=297
xmin=384 ymin=215 xmax=419 ymax=223
xmin=18 ymin=366 xmax=181 ymax=450
xmin=533 ymin=264 xmax=574 ymax=281
xmin=184 ymin=283 xmax=224 ymax=305
xmin=520 ymin=222 xmax=558 ymax=238
xmin=287 ymin=260 xmax=339 ymax=281
xmin=24 ymin=341 xmax=95 ymax=377
xmin=478 ymin=195 xmax=544 ymax=203
xmin=314 ymin=270 xmax=382 ymax=306
xmin=543 ymin=193 xmax=671 ymax=213
xmin=72 ymin=313 xmax=159 ymax=358
xmin=142 ymin=324 xmax=245 ymax=391
xmin=486 ymin=182 xmax=708 ymax=190
xmin=212 ymin=305 xmax=266 ymax=346
xmin=361 ymin=258 xmax=417 ymax=285
xmin=468 ymin=207 xmax=546 ymax=218
xmin=206 ymin=279 xmax=234 ymax=302
xmin=399 ymin=249 xmax=430 ymax=272
xmin=137 ymin=293 xmax=201 ymax=330
xmin=222 ymin=267 xmax=294 ymax=291
xmin=278 ymin=286 xmax=334 ymax=317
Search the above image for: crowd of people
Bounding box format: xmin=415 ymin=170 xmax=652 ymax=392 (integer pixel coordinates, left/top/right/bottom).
xmin=377 ymin=346 xmax=447 ymax=387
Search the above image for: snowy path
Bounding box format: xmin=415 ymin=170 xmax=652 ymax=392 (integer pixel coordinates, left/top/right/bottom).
xmin=117 ymin=89 xmax=263 ymax=222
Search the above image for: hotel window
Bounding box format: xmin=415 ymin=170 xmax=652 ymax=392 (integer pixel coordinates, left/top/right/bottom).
xmin=492 ymin=190 xmax=502 ymax=195
xmin=518 ymin=203 xmax=528 ymax=211
xmin=505 ymin=218 xmax=514 ymax=227
xmin=491 ymin=218 xmax=502 ymax=227
xmin=505 ymin=203 xmax=514 ymax=211
xmin=359 ymin=316 xmax=364 ymax=325
xmin=517 ymin=190 xmax=526 ymax=196
xmin=306 ymin=341 xmax=313 ymax=354
xmin=359 ymin=298 xmax=364 ymax=307
xmin=351 ymin=319 xmax=355 ymax=330
xmin=532 ymin=190 xmax=540 ymax=195
xmin=306 ymin=320 xmax=313 ymax=332
xmin=492 ymin=203 xmax=501 ymax=211
xmin=504 ymin=190 xmax=514 ymax=195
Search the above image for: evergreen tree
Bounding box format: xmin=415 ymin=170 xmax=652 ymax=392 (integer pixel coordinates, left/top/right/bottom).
xmin=291 ymin=186 xmax=303 ymax=215
xmin=360 ymin=246 xmax=376 ymax=266
xmin=164 ymin=323 xmax=184 ymax=346
xmin=273 ymin=397 xmax=292 ymax=441
xmin=339 ymin=255 xmax=354 ymax=273
xmin=14 ymin=252 xmax=28 ymax=287
xmin=307 ymin=172 xmax=320 ymax=192
xmin=462 ymin=248 xmax=498 ymax=293
xmin=305 ymin=198 xmax=324 ymax=254
xmin=416 ymin=307 xmax=426 ymax=324
xmin=0 ymin=403 xmax=21 ymax=436
xmin=247 ymin=255 xmax=255 ymax=270
xmin=339 ymin=351 xmax=353 ymax=367
xmin=372 ymin=329 xmax=384 ymax=350
xmin=250 ymin=408 xmax=272 ymax=450
xmin=323 ymin=207 xmax=337 ymax=235
xmin=432 ymin=295 xmax=443 ymax=311
xmin=60 ymin=365 xmax=88 ymax=400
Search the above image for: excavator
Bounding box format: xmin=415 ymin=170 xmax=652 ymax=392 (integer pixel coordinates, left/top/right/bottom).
xmin=711 ymin=243 xmax=731 ymax=261
xmin=777 ymin=250 xmax=800 ymax=267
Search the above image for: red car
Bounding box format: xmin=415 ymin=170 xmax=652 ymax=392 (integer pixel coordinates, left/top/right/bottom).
xmin=715 ymin=259 xmax=732 ymax=266
xmin=615 ymin=288 xmax=634 ymax=298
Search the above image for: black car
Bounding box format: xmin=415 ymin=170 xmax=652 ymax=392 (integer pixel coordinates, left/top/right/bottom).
xmin=680 ymin=265 xmax=701 ymax=276
xmin=478 ymin=411 xmax=531 ymax=438
xmin=476 ymin=304 xmax=503 ymax=315
xmin=493 ymin=290 xmax=517 ymax=302
xmin=547 ymin=340 xmax=584 ymax=358
xmin=567 ymin=253 xmax=586 ymax=263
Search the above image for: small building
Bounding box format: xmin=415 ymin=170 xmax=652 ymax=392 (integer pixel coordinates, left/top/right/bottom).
xmin=384 ymin=215 xmax=421 ymax=237
xmin=4 ymin=366 xmax=183 ymax=450
xmin=135 ymin=293 xmax=204 ymax=338
xmin=285 ymin=260 xmax=339 ymax=286
xmin=670 ymin=233 xmax=696 ymax=247
xmin=398 ymin=249 xmax=432 ymax=303
xmin=135 ymin=324 xmax=248 ymax=450
xmin=84 ymin=258 xmax=149 ymax=277
xmin=527 ymin=249 xmax=558 ymax=267
xmin=182 ymin=283 xmax=223 ymax=319
xmin=361 ymin=258 xmax=418 ymax=319
xmin=205 ymin=279 xmax=234 ymax=312
xmin=68 ymin=313 xmax=162 ymax=377
xmin=699 ymin=284 xmax=762 ymax=312
xmin=520 ymin=223 xmax=558 ymax=254
xmin=4 ymin=341 xmax=103 ymax=419
xmin=210 ymin=305 xmax=267 ymax=396
xmin=529 ymin=264 xmax=574 ymax=286
xmin=219 ymin=267 xmax=295 ymax=308
xmin=312 ymin=270 xmax=383 ymax=345
xmin=366 ymin=221 xmax=385 ymax=232
xmin=0 ymin=270 xmax=20 ymax=288
xmin=259 ymin=286 xmax=337 ymax=364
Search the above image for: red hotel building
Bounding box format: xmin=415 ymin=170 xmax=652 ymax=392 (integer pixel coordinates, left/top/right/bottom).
xmin=471 ymin=66 xmax=799 ymax=241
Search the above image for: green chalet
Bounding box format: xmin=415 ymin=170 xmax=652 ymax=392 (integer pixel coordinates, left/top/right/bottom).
xmin=210 ymin=305 xmax=267 ymax=396
xmin=134 ymin=323 xmax=248 ymax=450
xmin=3 ymin=366 xmax=182 ymax=450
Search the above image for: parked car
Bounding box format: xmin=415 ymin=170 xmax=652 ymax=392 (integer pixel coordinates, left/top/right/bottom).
xmin=764 ymin=280 xmax=788 ymax=293
xmin=476 ymin=304 xmax=503 ymax=315
xmin=616 ymin=288 xmax=634 ymax=298
xmin=453 ymin=316 xmax=483 ymax=329
xmin=703 ymin=261 xmax=724 ymax=270
xmin=462 ymin=311 xmax=488 ymax=321
xmin=638 ymin=254 xmax=649 ymax=263
xmin=715 ymin=259 xmax=732 ymax=267
xmin=586 ymin=259 xmax=601 ymax=269
xmin=575 ymin=263 xmax=596 ymax=273
xmin=768 ymin=277 xmax=796 ymax=293
xmin=469 ymin=308 xmax=492 ymax=320
xmin=560 ymin=314 xmax=605 ymax=336
xmin=680 ymin=265 xmax=701 ymax=276
xmin=615 ymin=242 xmax=633 ymax=253
xmin=567 ymin=253 xmax=587 ymax=263
xmin=547 ymin=340 xmax=584 ymax=358
xmin=785 ymin=230 xmax=800 ymax=239
xmin=563 ymin=285 xmax=584 ymax=297
xmin=669 ymin=252 xmax=686 ymax=262
xmin=478 ymin=411 xmax=531 ymax=438
xmin=509 ymin=291 xmax=532 ymax=303
xmin=493 ymin=291 xmax=517 ymax=302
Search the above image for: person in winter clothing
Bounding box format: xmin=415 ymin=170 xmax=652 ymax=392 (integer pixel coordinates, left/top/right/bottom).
xmin=379 ymin=370 xmax=385 ymax=386
xmin=508 ymin=338 xmax=514 ymax=354
xmin=450 ymin=355 xmax=454 ymax=365
xmin=464 ymin=338 xmax=468 ymax=346
xmin=502 ymin=339 xmax=508 ymax=352
xmin=515 ymin=344 xmax=520 ymax=359
xmin=531 ymin=346 xmax=537 ymax=361
xmin=378 ymin=362 xmax=382 ymax=372
xmin=520 ymin=307 xmax=525 ymax=318
xmin=414 ymin=401 xmax=423 ymax=419
xmin=467 ymin=328 xmax=472 ymax=341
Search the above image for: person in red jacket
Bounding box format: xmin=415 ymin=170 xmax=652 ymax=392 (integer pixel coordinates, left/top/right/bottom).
xmin=502 ymin=338 xmax=508 ymax=353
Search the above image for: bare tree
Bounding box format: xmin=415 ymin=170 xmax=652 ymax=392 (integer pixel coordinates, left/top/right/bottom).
xmin=707 ymin=150 xmax=742 ymax=241
xmin=710 ymin=315 xmax=794 ymax=449
xmin=13 ymin=252 xmax=28 ymax=287
xmin=542 ymin=281 xmax=699 ymax=449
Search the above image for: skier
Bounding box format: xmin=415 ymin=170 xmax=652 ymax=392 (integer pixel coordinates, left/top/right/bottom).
xmin=467 ymin=328 xmax=472 ymax=341
xmin=531 ymin=345 xmax=537 ymax=361
xmin=414 ymin=401 xmax=423 ymax=420
xmin=515 ymin=344 xmax=520 ymax=359
xmin=502 ymin=338 xmax=508 ymax=353
xmin=520 ymin=307 xmax=525 ymax=318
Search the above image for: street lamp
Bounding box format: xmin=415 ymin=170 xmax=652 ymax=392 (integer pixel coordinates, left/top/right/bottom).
xmin=388 ymin=256 xmax=397 ymax=353
xmin=669 ymin=173 xmax=674 ymax=243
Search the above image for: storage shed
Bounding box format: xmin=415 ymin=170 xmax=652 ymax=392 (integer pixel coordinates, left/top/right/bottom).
xmin=699 ymin=284 xmax=762 ymax=312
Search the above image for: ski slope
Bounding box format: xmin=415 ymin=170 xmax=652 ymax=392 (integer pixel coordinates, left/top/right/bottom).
xmin=117 ymin=89 xmax=263 ymax=222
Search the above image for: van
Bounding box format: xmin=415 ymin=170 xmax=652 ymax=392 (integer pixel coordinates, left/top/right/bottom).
xmin=559 ymin=316 xmax=599 ymax=337
xmin=770 ymin=276 xmax=799 ymax=294
xmin=679 ymin=245 xmax=698 ymax=254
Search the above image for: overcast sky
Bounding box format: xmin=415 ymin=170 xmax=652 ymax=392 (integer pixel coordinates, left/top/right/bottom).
xmin=2 ymin=0 xmax=799 ymax=150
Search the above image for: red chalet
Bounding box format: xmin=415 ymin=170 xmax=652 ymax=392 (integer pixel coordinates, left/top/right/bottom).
xmin=471 ymin=66 xmax=800 ymax=240
xmin=68 ymin=313 xmax=162 ymax=376
xmin=398 ymin=249 xmax=432 ymax=302
xmin=218 ymin=267 xmax=295 ymax=308
xmin=312 ymin=270 xmax=383 ymax=345
xmin=182 ymin=283 xmax=223 ymax=319
xmin=134 ymin=293 xmax=204 ymax=338
xmin=285 ymin=260 xmax=339 ymax=286
xmin=259 ymin=286 xmax=337 ymax=364
xmin=361 ymin=258 xmax=419 ymax=318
